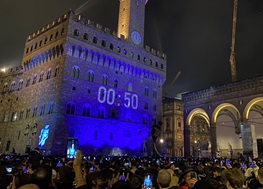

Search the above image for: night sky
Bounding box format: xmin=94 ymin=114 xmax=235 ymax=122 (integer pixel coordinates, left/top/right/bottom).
xmin=1 ymin=0 xmax=263 ymax=97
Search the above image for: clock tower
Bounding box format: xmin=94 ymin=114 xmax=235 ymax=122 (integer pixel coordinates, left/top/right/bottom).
xmin=117 ymin=0 xmax=148 ymax=47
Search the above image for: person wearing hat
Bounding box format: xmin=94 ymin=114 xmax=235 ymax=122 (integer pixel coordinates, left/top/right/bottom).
xmin=178 ymin=168 xmax=198 ymax=189
xmin=178 ymin=167 xmax=215 ymax=189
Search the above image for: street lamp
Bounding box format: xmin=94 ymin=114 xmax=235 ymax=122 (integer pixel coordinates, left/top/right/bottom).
xmin=1 ymin=67 xmax=6 ymax=73
xmin=159 ymin=138 xmax=165 ymax=156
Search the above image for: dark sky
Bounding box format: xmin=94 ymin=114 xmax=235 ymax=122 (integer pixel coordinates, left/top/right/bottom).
xmin=1 ymin=0 xmax=263 ymax=97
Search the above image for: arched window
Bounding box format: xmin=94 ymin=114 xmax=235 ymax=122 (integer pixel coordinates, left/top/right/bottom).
xmin=10 ymin=81 xmax=16 ymax=91
xmin=101 ymin=40 xmax=106 ymax=47
xmin=3 ymin=83 xmax=8 ymax=92
xmin=144 ymin=103 xmax=148 ymax=110
xmin=144 ymin=87 xmax=149 ymax=96
xmin=143 ymin=114 xmax=148 ymax=124
xmin=44 ymin=37 xmax=48 ymax=44
xmin=26 ymin=109 xmax=31 ymax=118
xmin=39 ymin=72 xmax=44 ymax=82
xmin=61 ymin=28 xmax=64 ymax=35
xmin=101 ymin=74 xmax=108 ymax=85
xmin=98 ymin=107 xmax=105 ymax=118
xmin=11 ymin=112 xmax=17 ymax=121
xmin=19 ymin=110 xmax=24 ymax=120
xmin=166 ymin=118 xmax=171 ymax=131
xmin=110 ymin=108 xmax=118 ymax=118
xmin=72 ymin=66 xmax=80 ymax=78
xmin=74 ymin=29 xmax=79 ymax=36
xmin=110 ymin=43 xmax=114 ymax=50
xmin=93 ymin=37 xmax=97 ymax=43
xmin=54 ymin=66 xmax=59 ymax=77
xmin=114 ymin=79 xmax=118 ymax=88
xmin=32 ymin=75 xmax=37 ymax=85
xmin=47 ymin=102 xmax=54 ymax=114
xmin=84 ymin=33 xmax=89 ymax=40
xmin=46 ymin=69 xmax=51 ymax=80
xmin=32 ymin=107 xmax=38 ymax=117
xmin=39 ymin=104 xmax=45 ymax=116
xmin=66 ymin=102 xmax=75 ymax=115
xmin=55 ymin=31 xmax=59 ymax=39
xmin=87 ymin=71 xmax=94 ymax=82
xmin=26 ymin=78 xmax=30 ymax=87
xmin=128 ymin=82 xmax=133 ymax=91
xmin=153 ymin=89 xmax=158 ymax=98
xmin=82 ymin=105 xmax=91 ymax=117
xmin=153 ymin=105 xmax=157 ymax=112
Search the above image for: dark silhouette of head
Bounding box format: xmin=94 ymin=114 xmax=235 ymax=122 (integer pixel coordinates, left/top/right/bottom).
xmin=31 ymin=164 xmax=52 ymax=188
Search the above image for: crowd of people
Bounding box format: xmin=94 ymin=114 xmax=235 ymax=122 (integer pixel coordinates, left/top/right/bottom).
xmin=1 ymin=148 xmax=263 ymax=189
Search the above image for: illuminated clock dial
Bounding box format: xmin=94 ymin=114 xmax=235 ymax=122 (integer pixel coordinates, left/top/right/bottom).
xmin=131 ymin=30 xmax=142 ymax=45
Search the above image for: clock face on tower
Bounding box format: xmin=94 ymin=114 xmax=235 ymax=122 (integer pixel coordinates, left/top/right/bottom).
xmin=131 ymin=30 xmax=142 ymax=45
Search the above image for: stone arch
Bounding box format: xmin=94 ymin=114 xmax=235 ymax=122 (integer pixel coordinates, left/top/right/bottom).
xmin=212 ymin=103 xmax=242 ymax=157
xmin=186 ymin=108 xmax=210 ymax=156
xmin=212 ymin=103 xmax=241 ymax=125
xmin=243 ymin=97 xmax=263 ymax=122
xmin=186 ymin=108 xmax=210 ymax=127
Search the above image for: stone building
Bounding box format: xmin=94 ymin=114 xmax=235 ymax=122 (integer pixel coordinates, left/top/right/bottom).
xmin=182 ymin=76 xmax=263 ymax=158
xmin=162 ymin=97 xmax=184 ymax=157
xmin=0 ymin=0 xmax=166 ymax=155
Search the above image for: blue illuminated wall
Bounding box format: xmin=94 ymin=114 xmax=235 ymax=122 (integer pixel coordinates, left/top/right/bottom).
xmin=65 ymin=115 xmax=149 ymax=155
xmin=0 ymin=11 xmax=166 ymax=155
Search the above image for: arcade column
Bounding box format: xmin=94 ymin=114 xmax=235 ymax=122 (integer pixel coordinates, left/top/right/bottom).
xmin=210 ymin=122 xmax=217 ymax=157
xmin=241 ymin=122 xmax=256 ymax=158
xmin=184 ymin=123 xmax=190 ymax=157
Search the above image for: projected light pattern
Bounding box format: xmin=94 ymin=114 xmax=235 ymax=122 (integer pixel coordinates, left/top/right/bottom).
xmin=65 ymin=113 xmax=151 ymax=155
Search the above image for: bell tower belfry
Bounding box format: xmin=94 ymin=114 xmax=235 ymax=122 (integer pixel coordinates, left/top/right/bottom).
xmin=117 ymin=0 xmax=148 ymax=47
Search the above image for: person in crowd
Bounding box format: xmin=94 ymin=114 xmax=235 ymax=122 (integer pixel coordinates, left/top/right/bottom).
xmin=195 ymin=163 xmax=207 ymax=180
xmin=245 ymin=161 xmax=259 ymax=180
xmin=31 ymin=164 xmax=56 ymax=189
xmin=73 ymin=150 xmax=87 ymax=189
xmin=56 ymin=160 xmax=75 ymax=189
xmin=129 ymin=174 xmax=143 ymax=189
xmin=29 ymin=148 xmax=43 ymax=171
xmin=210 ymin=167 xmax=225 ymax=189
xmin=220 ymin=168 xmax=244 ymax=189
xmin=178 ymin=168 xmax=198 ymax=189
xmin=247 ymin=167 xmax=263 ymax=189
xmin=157 ymin=169 xmax=176 ymax=189
xmin=166 ymin=168 xmax=179 ymax=188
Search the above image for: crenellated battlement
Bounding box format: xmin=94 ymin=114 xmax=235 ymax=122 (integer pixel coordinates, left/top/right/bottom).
xmin=26 ymin=10 xmax=166 ymax=60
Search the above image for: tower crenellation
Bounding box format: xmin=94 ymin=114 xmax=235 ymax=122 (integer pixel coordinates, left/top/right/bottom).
xmin=25 ymin=11 xmax=165 ymax=61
